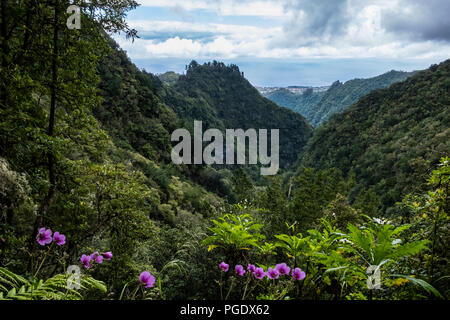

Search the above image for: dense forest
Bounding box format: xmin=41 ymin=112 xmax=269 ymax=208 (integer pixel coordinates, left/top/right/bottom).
xmin=263 ymin=87 xmax=325 ymax=124
xmin=0 ymin=0 xmax=449 ymax=301
xmin=300 ymin=60 xmax=450 ymax=212
xmin=264 ymin=70 xmax=415 ymax=126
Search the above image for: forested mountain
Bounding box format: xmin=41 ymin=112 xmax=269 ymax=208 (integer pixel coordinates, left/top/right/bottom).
xmin=263 ymin=70 xmax=415 ymax=127
xmin=95 ymin=40 xmax=180 ymax=163
xmin=158 ymin=71 xmax=181 ymax=86
xmin=95 ymin=41 xmax=236 ymax=206
xmin=162 ymin=61 xmax=313 ymax=168
xmin=309 ymin=70 xmax=416 ymax=126
xmin=263 ymin=87 xmax=325 ymax=120
xmin=301 ymin=60 xmax=450 ymax=212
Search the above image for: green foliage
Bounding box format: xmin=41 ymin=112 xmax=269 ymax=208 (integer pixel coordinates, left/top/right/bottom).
xmin=398 ymin=157 xmax=450 ymax=297
xmin=158 ymin=71 xmax=181 ymax=86
xmin=301 ymin=61 xmax=450 ymax=211
xmin=345 ymin=216 xmax=429 ymax=266
xmin=203 ymin=211 xmax=265 ymax=254
xmin=322 ymin=193 xmax=362 ymax=229
xmin=274 ymin=232 xmax=310 ymax=262
xmin=257 ymin=176 xmax=289 ymax=234
xmin=353 ymin=188 xmax=382 ymax=217
xmin=96 ymin=40 xmax=180 ymax=163
xmin=0 ymin=267 xmax=106 ymax=300
xmin=231 ymin=167 xmax=254 ymax=203
xmin=288 ymin=167 xmax=355 ymax=232
xmin=263 ymin=87 xmax=325 ymax=123
xmin=309 ymin=71 xmax=415 ymax=126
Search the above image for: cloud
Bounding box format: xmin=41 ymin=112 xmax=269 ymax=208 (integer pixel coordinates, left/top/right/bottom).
xmin=115 ymin=20 xmax=281 ymax=59
xmin=276 ymin=0 xmax=450 ymax=45
xmin=168 ymin=5 xmax=195 ymax=22
xmin=281 ymin=0 xmax=350 ymax=44
xmin=274 ymin=0 xmax=392 ymax=47
xmin=118 ymin=0 xmax=450 ymax=63
xmin=380 ymin=0 xmax=450 ymax=41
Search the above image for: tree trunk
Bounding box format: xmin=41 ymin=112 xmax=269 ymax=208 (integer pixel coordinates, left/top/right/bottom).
xmin=30 ymin=0 xmax=60 ymax=266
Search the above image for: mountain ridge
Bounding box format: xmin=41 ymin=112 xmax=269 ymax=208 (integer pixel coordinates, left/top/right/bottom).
xmin=300 ymin=60 xmax=450 ymax=212
xmin=262 ymin=69 xmax=416 ymax=126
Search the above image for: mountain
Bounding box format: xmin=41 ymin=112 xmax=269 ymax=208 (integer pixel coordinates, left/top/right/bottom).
xmin=263 ymin=87 xmax=325 ymax=120
xmin=158 ymin=71 xmax=181 ymax=86
xmin=309 ymin=70 xmax=417 ymax=126
xmin=162 ymin=60 xmax=314 ymax=169
xmin=92 ymin=40 xmax=237 ymax=213
xmin=263 ymin=70 xmax=416 ymax=127
xmin=300 ymin=60 xmax=450 ymax=212
xmin=95 ymin=41 xmax=180 ymax=163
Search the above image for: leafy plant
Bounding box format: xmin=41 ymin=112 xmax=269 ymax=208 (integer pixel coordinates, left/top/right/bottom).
xmin=0 ymin=267 xmax=106 ymax=300
xmin=203 ymin=213 xmax=265 ymax=252
xmin=345 ymin=216 xmax=429 ymax=267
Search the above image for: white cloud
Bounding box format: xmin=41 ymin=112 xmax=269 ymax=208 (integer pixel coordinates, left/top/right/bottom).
xmin=118 ymin=0 xmax=450 ymax=62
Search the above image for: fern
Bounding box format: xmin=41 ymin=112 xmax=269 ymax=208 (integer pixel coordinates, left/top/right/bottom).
xmin=0 ymin=267 xmax=106 ymax=300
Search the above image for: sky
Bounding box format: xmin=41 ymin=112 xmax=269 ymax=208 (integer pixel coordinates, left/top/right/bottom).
xmin=114 ymin=0 xmax=450 ymax=86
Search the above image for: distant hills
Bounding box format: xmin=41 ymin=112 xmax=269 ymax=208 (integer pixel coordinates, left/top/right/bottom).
xmin=261 ymin=70 xmax=416 ymax=127
xmin=300 ymin=60 xmax=450 ymax=211
xmin=256 ymin=85 xmax=329 ymax=96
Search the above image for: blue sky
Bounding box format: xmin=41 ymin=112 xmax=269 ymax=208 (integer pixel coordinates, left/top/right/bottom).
xmin=115 ymin=0 xmax=450 ymax=86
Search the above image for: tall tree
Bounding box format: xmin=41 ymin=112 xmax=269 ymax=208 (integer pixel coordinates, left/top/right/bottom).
xmin=0 ymin=0 xmax=140 ymax=264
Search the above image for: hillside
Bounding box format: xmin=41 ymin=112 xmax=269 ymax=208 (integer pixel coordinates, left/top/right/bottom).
xmin=300 ymin=60 xmax=450 ymax=211
xmin=263 ymin=70 xmax=415 ymax=127
xmin=263 ymin=87 xmax=325 ymax=120
xmin=309 ymin=70 xmax=416 ymax=126
xmin=94 ymin=41 xmax=239 ymax=201
xmin=95 ymin=41 xmax=180 ymax=163
xmin=162 ymin=61 xmax=314 ymax=168
xmin=158 ymin=71 xmax=181 ymax=86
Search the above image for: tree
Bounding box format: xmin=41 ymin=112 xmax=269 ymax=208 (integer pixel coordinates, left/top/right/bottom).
xmin=0 ymin=0 xmax=140 ymax=262
xmin=231 ymin=167 xmax=254 ymax=203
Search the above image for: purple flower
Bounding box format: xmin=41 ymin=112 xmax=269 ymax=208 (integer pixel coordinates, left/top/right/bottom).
xmin=95 ymin=255 xmax=103 ymax=264
xmin=36 ymin=228 xmax=53 ymax=246
xmin=253 ymin=267 xmax=266 ymax=279
xmin=247 ymin=264 xmax=256 ymax=273
xmin=81 ymin=254 xmax=91 ymax=269
xmin=90 ymin=251 xmax=99 ymax=261
xmin=219 ymin=262 xmax=229 ymax=272
xmin=53 ymin=232 xmax=66 ymax=246
xmin=267 ymin=267 xmax=279 ymax=280
xmin=275 ymin=263 xmax=290 ymax=276
xmin=104 ymin=251 xmax=113 ymax=260
xmin=235 ymin=265 xmax=245 ymax=276
xmin=139 ymin=271 xmax=155 ymax=288
xmin=292 ymin=268 xmax=306 ymax=280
